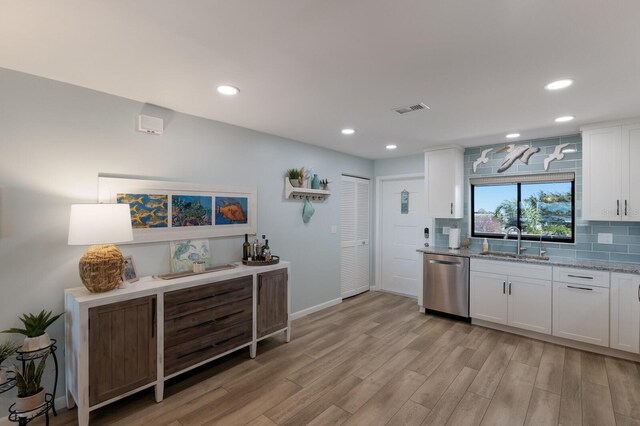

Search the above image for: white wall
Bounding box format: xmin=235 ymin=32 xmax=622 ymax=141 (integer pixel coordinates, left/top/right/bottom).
xmin=0 ymin=68 xmax=373 ymax=411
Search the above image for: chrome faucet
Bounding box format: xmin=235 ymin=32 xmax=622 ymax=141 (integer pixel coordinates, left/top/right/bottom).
xmin=504 ymin=226 xmax=525 ymax=255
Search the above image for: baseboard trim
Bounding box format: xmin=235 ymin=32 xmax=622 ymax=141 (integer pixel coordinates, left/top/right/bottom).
xmin=473 ymin=319 xmax=640 ymax=363
xmin=375 ymin=289 xmax=418 ymax=300
xmin=291 ymin=298 xmax=342 ymax=320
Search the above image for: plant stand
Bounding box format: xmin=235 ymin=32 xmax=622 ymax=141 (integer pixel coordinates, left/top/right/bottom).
xmin=8 ymin=393 xmax=53 ymax=425
xmin=15 ymin=340 xmax=58 ymax=416
xmin=0 ymin=371 xmax=16 ymax=394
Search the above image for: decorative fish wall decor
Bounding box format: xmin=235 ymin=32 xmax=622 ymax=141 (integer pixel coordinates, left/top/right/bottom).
xmin=472 ymin=148 xmax=493 ymax=173
xmin=543 ymin=143 xmax=570 ymax=171
xmin=496 ymin=144 xmax=540 ymax=173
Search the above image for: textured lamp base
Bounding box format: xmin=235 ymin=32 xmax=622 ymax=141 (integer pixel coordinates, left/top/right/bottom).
xmin=79 ymin=244 xmax=124 ymax=293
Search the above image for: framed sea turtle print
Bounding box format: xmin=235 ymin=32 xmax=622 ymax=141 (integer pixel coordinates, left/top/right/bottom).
xmin=98 ymin=176 xmax=257 ymax=243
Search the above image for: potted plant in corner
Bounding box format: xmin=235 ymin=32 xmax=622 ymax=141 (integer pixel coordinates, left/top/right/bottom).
xmin=13 ymin=353 xmax=48 ymax=415
xmin=287 ymin=168 xmax=301 ymax=187
xmin=0 ymin=341 xmax=18 ymax=384
xmin=3 ymin=310 xmax=63 ymax=354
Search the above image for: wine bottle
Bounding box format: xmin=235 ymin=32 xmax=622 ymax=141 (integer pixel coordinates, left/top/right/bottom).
xmin=242 ymin=234 xmax=250 ymax=260
xmin=263 ymin=239 xmax=271 ymax=261
xmin=260 ymin=235 xmax=266 ymax=258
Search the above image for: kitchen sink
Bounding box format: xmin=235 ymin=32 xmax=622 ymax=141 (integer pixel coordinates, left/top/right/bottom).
xmin=478 ymin=251 xmax=550 ymax=261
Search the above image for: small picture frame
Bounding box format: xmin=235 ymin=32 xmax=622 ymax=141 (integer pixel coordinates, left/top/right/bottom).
xmin=122 ymin=256 xmax=139 ymax=283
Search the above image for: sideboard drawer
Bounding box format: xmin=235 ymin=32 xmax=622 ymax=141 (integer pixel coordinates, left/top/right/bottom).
xmin=164 ymin=276 xmax=253 ymax=320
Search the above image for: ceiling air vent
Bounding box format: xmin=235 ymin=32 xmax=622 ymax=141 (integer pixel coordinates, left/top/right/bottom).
xmin=393 ymin=102 xmax=430 ymax=115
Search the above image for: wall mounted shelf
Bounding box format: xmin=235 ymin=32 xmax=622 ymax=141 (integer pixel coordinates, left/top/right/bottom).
xmin=284 ymin=178 xmax=330 ymax=201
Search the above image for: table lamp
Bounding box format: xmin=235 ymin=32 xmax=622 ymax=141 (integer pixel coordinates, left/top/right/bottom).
xmin=68 ymin=203 xmax=133 ymax=292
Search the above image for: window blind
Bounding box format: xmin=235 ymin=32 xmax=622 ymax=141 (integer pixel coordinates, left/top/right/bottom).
xmin=470 ymin=172 xmax=575 ymax=186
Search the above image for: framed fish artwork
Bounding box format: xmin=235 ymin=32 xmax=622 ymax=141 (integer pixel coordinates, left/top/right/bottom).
xmin=98 ymin=176 xmax=257 ymax=243
xmin=215 ymin=197 xmax=248 ymax=225
xmin=169 ymin=239 xmax=212 ymax=273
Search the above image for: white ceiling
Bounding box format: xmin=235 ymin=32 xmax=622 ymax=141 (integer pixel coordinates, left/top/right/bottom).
xmin=2 ymin=1 xmax=640 ymax=159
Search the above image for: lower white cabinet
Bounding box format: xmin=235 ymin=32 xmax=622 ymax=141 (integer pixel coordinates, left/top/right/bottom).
xmin=553 ymin=282 xmax=610 ymax=347
xmin=470 ymin=265 xmax=552 ymax=335
xmin=610 ymin=273 xmax=640 ymax=353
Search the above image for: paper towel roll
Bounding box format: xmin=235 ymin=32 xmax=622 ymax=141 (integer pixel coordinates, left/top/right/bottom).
xmin=449 ymin=228 xmax=461 ymax=249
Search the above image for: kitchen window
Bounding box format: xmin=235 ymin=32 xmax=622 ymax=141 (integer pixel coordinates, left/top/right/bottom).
xmin=470 ymin=172 xmax=575 ymax=243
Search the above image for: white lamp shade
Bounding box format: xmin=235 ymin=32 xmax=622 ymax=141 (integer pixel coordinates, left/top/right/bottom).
xmin=68 ymin=204 xmax=133 ymax=245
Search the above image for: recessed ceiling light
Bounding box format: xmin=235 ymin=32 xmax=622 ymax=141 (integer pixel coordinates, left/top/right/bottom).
xmin=506 ymin=133 xmax=520 ymax=139
xmin=217 ymin=85 xmax=239 ymax=96
xmin=555 ymin=115 xmax=575 ymax=123
xmin=545 ymin=79 xmax=574 ymax=90
xmin=341 ymin=128 xmax=355 ymax=135
xmin=386 ymin=144 xmax=397 ymax=150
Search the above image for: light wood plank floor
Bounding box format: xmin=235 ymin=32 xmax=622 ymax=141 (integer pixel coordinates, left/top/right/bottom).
xmin=45 ymin=291 xmax=640 ymax=425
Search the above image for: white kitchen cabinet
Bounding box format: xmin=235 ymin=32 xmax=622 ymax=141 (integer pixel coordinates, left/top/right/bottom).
xmin=470 ymin=260 xmax=552 ymax=334
xmin=425 ymin=147 xmax=463 ymax=219
xmin=553 ymin=282 xmax=610 ymax=347
xmin=508 ymin=277 xmax=552 ymax=334
xmin=470 ymin=271 xmax=508 ymax=324
xmin=610 ymin=273 xmax=640 ymax=353
xmin=582 ymin=121 xmax=640 ymax=221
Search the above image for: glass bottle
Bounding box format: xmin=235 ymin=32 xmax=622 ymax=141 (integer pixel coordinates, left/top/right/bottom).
xmin=242 ymin=234 xmax=251 ymax=260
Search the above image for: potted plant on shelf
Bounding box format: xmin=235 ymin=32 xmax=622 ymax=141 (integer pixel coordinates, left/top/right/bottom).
xmin=3 ymin=311 xmax=63 ymax=354
xmin=0 ymin=341 xmax=18 ymax=384
xmin=319 ymin=179 xmax=330 ymax=190
xmin=13 ymin=353 xmax=48 ymax=415
xmin=287 ymin=168 xmax=301 ymax=187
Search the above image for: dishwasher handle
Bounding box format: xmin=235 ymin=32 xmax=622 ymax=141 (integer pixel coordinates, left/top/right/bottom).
xmin=428 ymin=259 xmax=462 ymax=266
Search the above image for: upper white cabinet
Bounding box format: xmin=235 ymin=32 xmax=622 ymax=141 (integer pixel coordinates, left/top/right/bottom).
xmin=425 ymin=147 xmax=464 ymax=219
xmin=582 ymin=121 xmax=640 ymax=221
xmin=610 ymin=272 xmax=640 ymax=353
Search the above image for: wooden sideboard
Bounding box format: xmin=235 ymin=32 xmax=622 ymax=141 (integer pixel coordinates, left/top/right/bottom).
xmin=65 ymin=262 xmax=290 ymax=426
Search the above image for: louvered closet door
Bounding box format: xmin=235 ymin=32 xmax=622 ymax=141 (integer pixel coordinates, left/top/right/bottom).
xmin=341 ymin=176 xmax=370 ymax=298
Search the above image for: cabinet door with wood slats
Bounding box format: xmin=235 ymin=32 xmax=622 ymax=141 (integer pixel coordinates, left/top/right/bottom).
xmin=257 ymin=268 xmax=288 ymax=338
xmin=89 ymin=296 xmax=157 ymax=406
xmin=163 ymin=276 xmax=253 ymax=375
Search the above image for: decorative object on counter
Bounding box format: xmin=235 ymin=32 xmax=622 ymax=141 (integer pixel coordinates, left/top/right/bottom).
xmin=192 ymin=261 xmax=206 ymax=273
xmin=12 ymin=353 xmax=48 ymax=415
xmin=286 ymin=169 xmax=301 ymax=187
xmin=311 ymin=174 xmax=320 ymax=189
xmin=170 ymin=239 xmax=211 ymax=273
xmin=0 ymin=341 xmax=18 ymax=386
xmin=401 ymin=189 xmax=409 ymax=214
xmin=155 ymin=263 xmax=237 ymax=280
xmin=68 ymin=203 xmax=134 ymax=293
xmin=482 ymin=238 xmax=489 ymax=253
xmin=3 ymin=311 xmax=62 ymax=354
xmin=496 ymin=144 xmax=540 ymax=173
xmin=461 ymin=233 xmax=471 ymax=249
xmin=242 ymin=255 xmax=280 ymax=266
xmin=121 ymin=256 xmax=138 ymax=285
xmin=319 ymin=179 xmax=330 ymax=190
xmin=302 ymin=199 xmax=315 ymax=223
xmin=449 ymin=227 xmax=461 ymax=249
xmin=472 ymin=148 xmax=493 ymax=173
xmin=99 ymin=177 xmax=257 ymax=242
xmin=543 ymin=142 xmax=571 ymax=171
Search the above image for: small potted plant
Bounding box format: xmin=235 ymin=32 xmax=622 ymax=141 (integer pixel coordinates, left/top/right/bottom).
xmin=3 ymin=311 xmax=63 ymax=354
xmin=13 ymin=353 xmax=48 ymax=415
xmin=287 ymin=168 xmax=301 ymax=187
xmin=319 ymin=179 xmax=330 ymax=190
xmin=0 ymin=341 xmax=18 ymax=384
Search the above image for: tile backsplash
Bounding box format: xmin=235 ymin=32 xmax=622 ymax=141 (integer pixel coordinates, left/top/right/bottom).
xmin=434 ymin=134 xmax=640 ymax=264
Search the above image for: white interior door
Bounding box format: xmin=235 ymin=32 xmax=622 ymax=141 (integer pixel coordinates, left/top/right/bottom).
xmin=341 ymin=176 xmax=370 ymax=298
xmin=380 ymin=177 xmax=425 ymax=297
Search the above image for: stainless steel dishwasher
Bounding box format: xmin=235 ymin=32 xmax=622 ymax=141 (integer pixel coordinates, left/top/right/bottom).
xmin=423 ymin=253 xmax=470 ymax=319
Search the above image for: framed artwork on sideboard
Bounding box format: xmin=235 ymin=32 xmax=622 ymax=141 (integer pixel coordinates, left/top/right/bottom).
xmin=98 ymin=176 xmax=257 ymax=243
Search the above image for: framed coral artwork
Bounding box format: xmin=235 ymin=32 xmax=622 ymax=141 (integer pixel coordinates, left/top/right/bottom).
xmin=98 ymin=176 xmax=256 ymax=243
